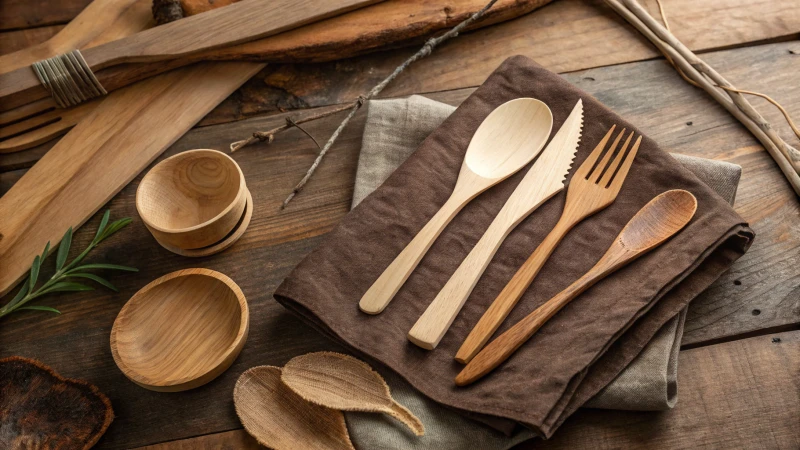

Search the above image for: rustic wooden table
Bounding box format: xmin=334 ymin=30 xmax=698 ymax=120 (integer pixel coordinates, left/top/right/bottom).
xmin=1 ymin=0 xmax=798 ymax=448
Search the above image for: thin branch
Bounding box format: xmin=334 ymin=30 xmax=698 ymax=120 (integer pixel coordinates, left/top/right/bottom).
xmin=231 ymin=0 xmax=501 ymax=208
xmin=605 ymin=0 xmax=800 ymax=196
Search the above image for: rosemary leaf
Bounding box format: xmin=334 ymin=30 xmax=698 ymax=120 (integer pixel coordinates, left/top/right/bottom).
xmin=68 ymin=273 xmax=118 ymax=292
xmin=67 ymin=263 xmax=138 ymax=273
xmin=93 ymin=210 xmax=111 ymax=243
xmin=18 ymin=305 xmax=61 ymax=315
xmin=98 ymin=218 xmax=133 ymax=242
xmin=5 ymin=283 xmax=29 ymax=310
xmin=39 ymin=281 xmax=94 ymax=295
xmin=56 ymin=227 xmax=73 ymax=271
xmin=29 ymin=255 xmax=41 ymax=292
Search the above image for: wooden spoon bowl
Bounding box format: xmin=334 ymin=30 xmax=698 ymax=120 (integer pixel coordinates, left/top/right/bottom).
xmin=110 ymin=268 xmax=249 ymax=392
xmin=137 ymin=149 xmax=246 ymax=249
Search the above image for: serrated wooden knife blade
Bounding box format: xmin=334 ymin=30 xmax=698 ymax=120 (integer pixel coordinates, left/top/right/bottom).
xmin=407 ymin=98 xmax=584 ymax=350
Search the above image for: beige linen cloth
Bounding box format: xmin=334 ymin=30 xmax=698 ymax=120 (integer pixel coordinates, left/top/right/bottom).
xmin=343 ymin=95 xmax=740 ymax=449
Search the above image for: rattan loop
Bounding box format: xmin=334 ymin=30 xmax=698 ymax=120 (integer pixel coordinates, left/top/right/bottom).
xmin=31 ymin=50 xmax=107 ymax=108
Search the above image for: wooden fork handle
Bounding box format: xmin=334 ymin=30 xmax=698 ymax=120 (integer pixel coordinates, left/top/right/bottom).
xmin=359 ymin=195 xmax=467 ymax=315
xmin=455 ymin=268 xmax=597 ymax=386
xmin=455 ymin=219 xmax=573 ymax=363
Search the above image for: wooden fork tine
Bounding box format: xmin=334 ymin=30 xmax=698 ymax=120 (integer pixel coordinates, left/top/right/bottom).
xmin=591 ymin=128 xmax=626 ymax=183
xmin=609 ymin=135 xmax=642 ymax=191
xmin=599 ymin=131 xmax=634 ymax=187
xmin=574 ymin=124 xmax=616 ymax=179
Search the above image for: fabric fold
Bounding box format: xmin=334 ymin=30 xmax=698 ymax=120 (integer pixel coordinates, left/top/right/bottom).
xmin=274 ymin=56 xmax=753 ymax=437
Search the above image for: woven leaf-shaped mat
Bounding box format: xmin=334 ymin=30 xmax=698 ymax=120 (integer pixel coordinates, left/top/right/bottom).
xmin=234 ymin=365 xmax=355 ymax=450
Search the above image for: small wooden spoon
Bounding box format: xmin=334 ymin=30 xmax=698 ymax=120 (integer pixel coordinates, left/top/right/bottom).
xmin=359 ymin=98 xmax=553 ymax=314
xmin=234 ymin=366 xmax=355 ymax=450
xmin=455 ymin=189 xmax=698 ymax=386
xmin=282 ymin=352 xmax=425 ymax=436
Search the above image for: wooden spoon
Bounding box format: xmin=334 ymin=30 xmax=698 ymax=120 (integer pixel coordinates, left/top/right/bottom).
xmin=282 ymin=352 xmax=424 ymax=436
xmin=234 ymin=366 xmax=355 ymax=450
xmin=455 ymin=189 xmax=698 ymax=386
xmin=359 ymin=98 xmax=553 ymax=315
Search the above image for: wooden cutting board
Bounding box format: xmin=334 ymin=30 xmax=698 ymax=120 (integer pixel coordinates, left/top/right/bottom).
xmin=0 ymin=61 xmax=264 ymax=297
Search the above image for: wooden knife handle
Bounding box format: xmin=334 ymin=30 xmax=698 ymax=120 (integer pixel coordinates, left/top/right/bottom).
xmin=455 ymin=219 xmax=573 ymax=363
xmin=406 ymin=213 xmax=516 ymax=350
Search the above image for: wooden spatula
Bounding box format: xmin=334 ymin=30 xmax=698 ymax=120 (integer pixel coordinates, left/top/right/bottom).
xmin=0 ymin=0 xmax=381 ymax=111
xmin=455 ymin=189 xmax=698 ymax=386
xmin=358 ymin=98 xmax=553 ymax=315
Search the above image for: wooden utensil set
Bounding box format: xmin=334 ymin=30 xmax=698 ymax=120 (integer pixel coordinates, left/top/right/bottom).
xmin=360 ymin=99 xmax=697 ymax=385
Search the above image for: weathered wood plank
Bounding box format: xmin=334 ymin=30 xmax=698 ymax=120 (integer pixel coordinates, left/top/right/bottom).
xmin=134 ymin=330 xmax=800 ymax=449
xmin=0 ymin=25 xmax=63 ymax=54
xmin=1 ymin=41 xmax=797 ymax=449
xmin=201 ymin=0 xmax=800 ymax=125
xmin=0 ymin=0 xmax=92 ymax=31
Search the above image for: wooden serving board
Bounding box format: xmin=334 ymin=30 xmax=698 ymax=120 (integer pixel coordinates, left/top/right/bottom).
xmin=0 ymin=61 xmax=264 ymax=297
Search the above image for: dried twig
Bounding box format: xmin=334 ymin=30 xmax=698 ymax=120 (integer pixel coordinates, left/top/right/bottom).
xmin=231 ymin=0 xmax=500 ymax=209
xmin=606 ymin=0 xmax=800 ymax=196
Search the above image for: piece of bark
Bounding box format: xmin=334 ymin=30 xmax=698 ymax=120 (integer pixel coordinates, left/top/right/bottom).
xmin=181 ymin=0 xmax=237 ymax=16
xmin=0 ymin=356 xmax=114 ymax=450
xmin=152 ymin=0 xmax=183 ymax=24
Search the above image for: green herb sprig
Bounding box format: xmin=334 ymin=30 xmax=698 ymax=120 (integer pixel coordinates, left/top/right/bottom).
xmin=0 ymin=210 xmax=138 ymax=320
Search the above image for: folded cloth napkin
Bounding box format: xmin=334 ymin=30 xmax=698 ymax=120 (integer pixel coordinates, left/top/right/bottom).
xmin=275 ymin=56 xmax=754 ymax=438
xmin=351 ymin=95 xmax=742 ymax=412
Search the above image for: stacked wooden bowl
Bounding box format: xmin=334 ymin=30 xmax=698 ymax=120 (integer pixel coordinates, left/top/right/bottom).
xmin=137 ymin=149 xmax=252 ymax=257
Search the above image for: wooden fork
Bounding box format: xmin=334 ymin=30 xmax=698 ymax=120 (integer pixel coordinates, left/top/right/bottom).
xmin=455 ymin=125 xmax=642 ymax=363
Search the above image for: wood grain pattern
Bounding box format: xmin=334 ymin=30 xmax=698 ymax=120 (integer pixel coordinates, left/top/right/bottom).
xmin=110 ymin=268 xmax=248 ymax=392
xmin=0 ymin=41 xmax=797 ymax=448
xmin=406 ymin=100 xmax=582 ymax=350
xmin=137 ymin=331 xmax=800 ymax=449
xmin=0 ymin=62 xmax=264 ymax=297
xmin=137 ymin=149 xmax=247 ymax=250
xmin=199 ymin=0 xmax=800 ymax=124
xmin=457 ymin=190 xmax=697 ymax=385
xmin=281 ymin=352 xmax=424 ymax=436
xmin=0 ymin=0 xmax=92 ymax=31
xmin=455 ymin=125 xmax=639 ymax=363
xmin=0 ymin=0 xmax=146 ymax=74
xmin=0 ymin=0 xmax=381 ymax=111
xmin=360 ymin=98 xmax=553 ymax=316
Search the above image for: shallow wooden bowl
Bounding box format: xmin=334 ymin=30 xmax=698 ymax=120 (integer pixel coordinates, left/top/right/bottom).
xmin=110 ymin=268 xmax=249 ymax=392
xmin=137 ymin=149 xmax=246 ymax=249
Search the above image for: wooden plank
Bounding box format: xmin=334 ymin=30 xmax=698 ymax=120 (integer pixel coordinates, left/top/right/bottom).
xmin=0 ymin=0 xmax=92 ymax=31
xmin=199 ymin=0 xmax=800 ymax=124
xmin=134 ymin=330 xmax=800 ymax=449
xmin=0 ymin=25 xmax=63 ymax=54
xmin=1 ymin=42 xmax=797 ymax=448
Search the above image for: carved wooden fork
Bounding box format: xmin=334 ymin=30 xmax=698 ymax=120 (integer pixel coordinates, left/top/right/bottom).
xmin=456 ymin=125 xmax=642 ymax=363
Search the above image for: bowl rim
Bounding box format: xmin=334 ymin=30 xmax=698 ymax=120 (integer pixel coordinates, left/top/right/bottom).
xmin=136 ymin=149 xmax=246 ymax=235
xmin=110 ymin=268 xmax=249 ymax=389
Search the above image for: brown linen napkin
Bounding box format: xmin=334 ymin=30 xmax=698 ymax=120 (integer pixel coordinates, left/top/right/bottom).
xmin=274 ymin=56 xmax=754 ymax=437
xmin=352 ymin=95 xmax=742 ymax=412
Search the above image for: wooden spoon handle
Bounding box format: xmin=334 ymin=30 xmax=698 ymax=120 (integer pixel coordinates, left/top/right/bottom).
xmin=455 ymin=268 xmax=600 ymax=386
xmin=455 ymin=219 xmax=573 ymax=363
xmin=359 ymin=194 xmax=467 ymax=315
xmin=385 ymin=401 xmax=425 ymax=436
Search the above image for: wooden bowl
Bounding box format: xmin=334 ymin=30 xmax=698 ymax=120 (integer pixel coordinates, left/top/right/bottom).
xmin=110 ymin=269 xmax=249 ymax=392
xmin=155 ymin=189 xmax=253 ymax=258
xmin=137 ymin=149 xmax=246 ymax=249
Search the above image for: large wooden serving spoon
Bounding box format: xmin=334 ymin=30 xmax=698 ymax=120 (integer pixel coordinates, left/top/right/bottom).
xmin=455 ymin=189 xmax=698 ymax=386
xmin=359 ymin=98 xmax=553 ymax=315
